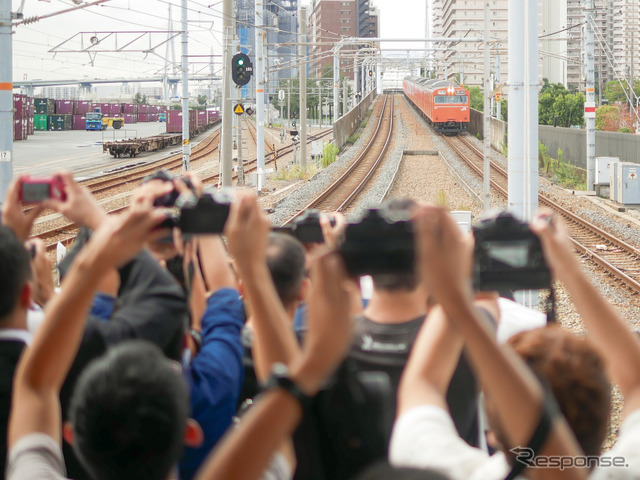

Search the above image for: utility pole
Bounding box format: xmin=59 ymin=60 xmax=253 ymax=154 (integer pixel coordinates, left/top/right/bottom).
xmin=585 ymin=0 xmax=596 ymax=190
xmin=181 ymin=0 xmax=190 ymax=170
xmin=299 ymin=7 xmax=307 ymax=169
xmin=483 ymin=2 xmax=491 ymax=214
xmin=495 ymin=54 xmax=501 ymax=119
xmin=220 ymin=0 xmax=233 ymax=186
xmin=255 ymin=0 xmax=266 ymax=191
xmin=342 ymin=77 xmax=348 ymax=115
xmin=287 ymin=78 xmax=291 ymax=129
xmin=333 ymin=51 xmax=339 ymax=123
xmin=0 ymin=0 xmax=12 ymax=204
xmin=319 ymin=83 xmax=322 ymax=127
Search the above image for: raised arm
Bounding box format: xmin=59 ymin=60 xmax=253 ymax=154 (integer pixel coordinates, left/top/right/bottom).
xmin=532 ymin=212 xmax=640 ymax=416
xmin=225 ymin=193 xmax=299 ymax=379
xmin=413 ymin=205 xmax=587 ymax=480
xmin=195 ymin=251 xmax=354 ymax=480
xmin=8 ymin=199 xmax=167 ymax=447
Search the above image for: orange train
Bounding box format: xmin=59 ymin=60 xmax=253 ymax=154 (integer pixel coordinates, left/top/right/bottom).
xmin=403 ymin=76 xmax=470 ymax=134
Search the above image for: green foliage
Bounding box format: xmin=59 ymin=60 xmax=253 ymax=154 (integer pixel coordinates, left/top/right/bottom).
xmin=346 ymin=133 xmax=360 ymax=144
xmin=197 ymin=95 xmax=208 ymax=106
xmin=538 ymin=142 xmax=586 ymax=189
xmin=274 ymin=163 xmax=318 ymax=181
xmin=434 ymin=190 xmax=447 ymax=207
xmin=603 ymin=79 xmax=640 ymax=104
xmin=538 ymin=80 xmax=585 ymax=127
xmin=619 ymin=127 xmax=633 ymax=133
xmin=133 ymin=93 xmax=148 ymax=105
xmin=469 ymin=86 xmax=483 ymax=112
xmin=321 ymin=143 xmax=338 ymax=168
xmin=500 ymin=142 xmax=508 ymax=156
xmin=500 ymin=99 xmax=508 ymax=122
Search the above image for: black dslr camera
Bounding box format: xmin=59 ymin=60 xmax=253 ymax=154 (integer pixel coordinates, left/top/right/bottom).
xmin=339 ymin=207 xmax=414 ymax=277
xmin=274 ymin=210 xmax=336 ymax=244
xmin=142 ymin=169 xmax=196 ymax=207
xmin=177 ymin=190 xmax=232 ymax=235
xmin=472 ymin=211 xmax=551 ymax=291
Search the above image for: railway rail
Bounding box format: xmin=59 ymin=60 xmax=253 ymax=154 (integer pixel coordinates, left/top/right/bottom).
xmin=283 ymin=94 xmax=394 ymax=225
xmin=36 ymin=125 xmax=333 ymax=252
xmin=443 ymin=134 xmax=640 ymax=294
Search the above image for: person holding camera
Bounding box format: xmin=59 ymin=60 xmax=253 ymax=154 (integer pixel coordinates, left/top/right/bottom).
xmin=389 ymin=206 xmax=640 ymax=479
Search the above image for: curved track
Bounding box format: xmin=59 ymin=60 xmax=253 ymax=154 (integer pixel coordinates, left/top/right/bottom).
xmin=284 ymin=94 xmax=394 ymax=224
xmin=443 ymin=134 xmax=640 ymax=294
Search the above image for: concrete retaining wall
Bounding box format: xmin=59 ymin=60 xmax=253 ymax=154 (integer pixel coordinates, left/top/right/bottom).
xmin=469 ymin=108 xmax=640 ymax=167
xmin=333 ymin=89 xmax=377 ymax=150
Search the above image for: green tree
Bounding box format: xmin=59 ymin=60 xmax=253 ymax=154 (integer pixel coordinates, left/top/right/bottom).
xmin=133 ymin=92 xmax=142 ymax=104
xmin=197 ymin=94 xmax=207 ymax=106
xmin=603 ymin=79 xmax=640 ymax=104
xmin=552 ymin=92 xmax=585 ymax=127
xmin=469 ymin=86 xmax=483 ymax=111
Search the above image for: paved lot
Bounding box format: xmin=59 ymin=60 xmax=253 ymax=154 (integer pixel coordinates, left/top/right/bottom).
xmin=13 ymin=122 xmax=214 ymax=180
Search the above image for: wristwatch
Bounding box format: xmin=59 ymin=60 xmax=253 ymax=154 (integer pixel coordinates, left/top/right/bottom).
xmin=261 ymin=363 xmax=313 ymax=412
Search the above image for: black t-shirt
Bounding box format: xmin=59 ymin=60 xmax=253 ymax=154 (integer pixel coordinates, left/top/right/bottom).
xmin=293 ymin=312 xmax=490 ymax=480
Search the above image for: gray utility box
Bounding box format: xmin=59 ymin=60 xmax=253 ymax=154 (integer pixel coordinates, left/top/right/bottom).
xmin=609 ymin=161 xmax=619 ymax=202
xmin=616 ymin=162 xmax=640 ymax=205
xmin=596 ymin=156 xmax=619 ymax=185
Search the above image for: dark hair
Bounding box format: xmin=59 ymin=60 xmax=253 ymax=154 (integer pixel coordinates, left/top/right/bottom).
xmin=0 ymin=226 xmax=31 ymax=321
xmin=371 ymin=198 xmax=418 ymax=292
xmin=354 ymin=461 xmax=451 ymax=480
xmin=69 ymin=341 xmax=189 ymax=480
xmin=508 ymin=325 xmax=610 ymax=457
xmin=266 ymin=232 xmax=306 ymax=307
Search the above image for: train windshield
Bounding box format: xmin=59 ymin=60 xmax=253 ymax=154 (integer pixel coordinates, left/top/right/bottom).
xmin=435 ymin=95 xmax=468 ymax=104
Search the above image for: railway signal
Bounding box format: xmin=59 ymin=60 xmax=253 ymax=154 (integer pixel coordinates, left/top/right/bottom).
xmin=231 ymin=53 xmax=253 ymax=87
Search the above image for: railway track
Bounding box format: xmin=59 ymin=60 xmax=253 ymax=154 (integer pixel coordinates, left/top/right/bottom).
xmin=443 ymin=134 xmax=640 ymax=294
xmin=283 ymin=94 xmax=394 ymax=224
xmin=37 ymin=125 xmax=333 ymax=252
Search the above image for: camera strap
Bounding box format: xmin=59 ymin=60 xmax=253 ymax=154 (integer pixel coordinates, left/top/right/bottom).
xmin=503 ymin=384 xmax=560 ymax=480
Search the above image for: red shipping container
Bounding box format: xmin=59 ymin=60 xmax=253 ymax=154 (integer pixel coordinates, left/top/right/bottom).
xmin=207 ymin=110 xmax=219 ymax=123
xmin=75 ymin=100 xmax=91 ymax=115
xmin=137 ymin=113 xmax=149 ymax=122
xmin=190 ymin=109 xmax=197 ymax=129
xmin=72 ymin=115 xmax=86 ymax=130
xmin=55 ymin=100 xmax=74 ymax=115
xmin=124 ymin=113 xmax=133 ymax=124
xmin=149 ymin=113 xmax=158 ymax=122
xmin=139 ymin=105 xmax=150 ymax=114
xmin=109 ymin=103 xmax=121 ymax=115
xmin=27 ymin=117 xmax=34 ymax=135
xmin=197 ymin=110 xmax=206 ymax=126
xmin=100 ymin=103 xmax=110 ymax=114
xmin=122 ymin=103 xmax=137 ymax=114
xmin=91 ymin=103 xmax=101 ymax=112
xmin=13 ymin=94 xmax=25 ymax=119
xmin=131 ymin=114 xmax=137 ymax=124
xmin=14 ymin=118 xmax=25 ymax=141
xmin=166 ymin=110 xmax=182 ymax=133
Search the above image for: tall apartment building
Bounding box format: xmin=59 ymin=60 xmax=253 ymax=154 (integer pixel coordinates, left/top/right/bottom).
xmin=236 ymin=0 xmax=298 ymax=81
xmin=431 ymin=0 xmax=509 ymax=86
xmin=611 ymin=0 xmax=640 ymax=93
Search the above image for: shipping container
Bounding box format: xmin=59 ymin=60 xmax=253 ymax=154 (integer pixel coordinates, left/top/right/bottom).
xmin=137 ymin=113 xmax=149 ymax=122
xmin=100 ymin=103 xmax=110 ymax=114
xmin=72 ymin=115 xmax=86 ymax=130
xmin=149 ymin=113 xmax=158 ymax=122
xmin=91 ymin=103 xmax=101 ymax=112
xmin=13 ymin=94 xmax=27 ymax=119
xmin=34 ymin=98 xmax=55 ymax=115
xmin=75 ymin=100 xmax=91 ymax=115
xmin=197 ymin=110 xmax=206 ymax=126
xmin=166 ymin=109 xmax=198 ymax=133
xmin=131 ymin=114 xmax=138 ymax=124
xmin=27 ymin=117 xmax=34 ymax=135
xmin=34 ymin=114 xmax=48 ymax=131
xmin=48 ymin=114 xmax=73 ymax=131
xmin=14 ymin=119 xmax=26 ymax=141
xmin=55 ymin=100 xmax=74 ymax=115
xmin=122 ymin=103 xmax=137 ymax=114
xmin=108 ymin=103 xmax=121 ymax=115
xmin=124 ymin=113 xmax=133 ymax=124
xmin=206 ymin=110 xmax=220 ymax=124
xmin=138 ymin=104 xmax=150 ymax=114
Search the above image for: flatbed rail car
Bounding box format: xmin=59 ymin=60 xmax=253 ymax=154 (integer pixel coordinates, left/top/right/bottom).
xmin=403 ymin=77 xmax=470 ymax=134
xmin=103 ymin=133 xmax=182 ymax=158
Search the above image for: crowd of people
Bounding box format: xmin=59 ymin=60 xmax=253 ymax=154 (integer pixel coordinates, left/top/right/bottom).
xmin=0 ymin=169 xmax=639 ymax=480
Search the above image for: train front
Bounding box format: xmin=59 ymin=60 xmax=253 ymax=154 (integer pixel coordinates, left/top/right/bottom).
xmin=431 ymin=86 xmax=469 ymax=134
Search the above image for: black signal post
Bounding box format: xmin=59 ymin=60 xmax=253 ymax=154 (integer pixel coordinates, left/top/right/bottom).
xmin=232 ymin=53 xmax=253 ymax=87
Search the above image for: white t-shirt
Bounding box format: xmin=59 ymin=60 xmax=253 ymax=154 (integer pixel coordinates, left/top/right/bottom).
xmin=6 ymin=433 xmax=67 ymax=480
xmin=390 ymin=405 xmax=640 ymax=480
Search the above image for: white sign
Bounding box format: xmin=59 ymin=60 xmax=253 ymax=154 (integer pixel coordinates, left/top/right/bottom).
xmin=0 ymin=151 xmax=11 ymax=162
xmin=628 ymin=169 xmax=637 ymax=181
xmin=311 ymin=140 xmax=323 ymax=156
xmin=278 ymin=89 xmax=285 ymax=101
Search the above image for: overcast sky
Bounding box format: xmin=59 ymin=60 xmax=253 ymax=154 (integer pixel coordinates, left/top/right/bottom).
xmin=11 ymin=0 xmax=428 ymax=83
